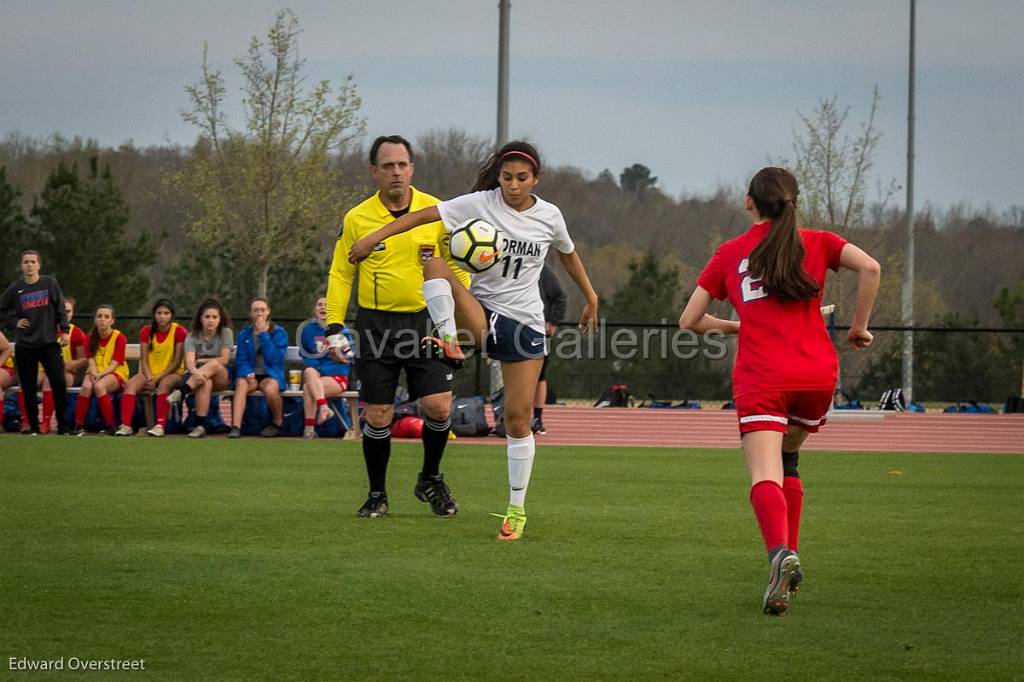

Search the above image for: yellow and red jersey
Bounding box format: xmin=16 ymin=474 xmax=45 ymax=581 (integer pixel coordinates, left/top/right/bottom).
xmin=62 ymin=324 xmax=87 ymax=365
xmin=139 ymin=323 xmax=186 ymax=375
xmin=89 ymin=329 xmax=129 ymax=382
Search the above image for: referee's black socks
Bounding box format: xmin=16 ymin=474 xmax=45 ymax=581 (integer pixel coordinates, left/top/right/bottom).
xmin=362 ymin=422 xmax=392 ymax=493
xmin=421 ymin=416 xmax=452 ymax=477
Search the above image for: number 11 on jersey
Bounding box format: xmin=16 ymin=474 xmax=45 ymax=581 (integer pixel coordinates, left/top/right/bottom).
xmin=501 ymin=255 xmax=523 ymax=280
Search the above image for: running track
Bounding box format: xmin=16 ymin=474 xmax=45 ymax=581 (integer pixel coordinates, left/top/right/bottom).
xmin=458 ymin=406 xmax=1024 ymax=454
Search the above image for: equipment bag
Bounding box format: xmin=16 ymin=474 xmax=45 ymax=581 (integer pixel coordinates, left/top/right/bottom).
xmin=594 ymin=384 xmax=630 ymax=408
xmin=450 ymin=396 xmax=491 ymax=437
xmin=878 ymin=388 xmax=906 ymax=412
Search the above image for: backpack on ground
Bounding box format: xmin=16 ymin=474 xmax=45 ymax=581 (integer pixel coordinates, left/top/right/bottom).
xmin=1003 ymin=396 xmax=1024 ymax=413
xmin=450 ymin=396 xmax=491 ymax=437
xmin=878 ymin=388 xmax=906 ymax=412
xmin=491 ymin=388 xmax=506 ymax=438
xmin=594 ymin=384 xmax=630 ymax=408
xmin=944 ymin=400 xmax=995 ymax=414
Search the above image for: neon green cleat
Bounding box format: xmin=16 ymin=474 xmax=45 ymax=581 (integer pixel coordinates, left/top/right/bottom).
xmin=494 ymin=505 xmax=527 ymax=541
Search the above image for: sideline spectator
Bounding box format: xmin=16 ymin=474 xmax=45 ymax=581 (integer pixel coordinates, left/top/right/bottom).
xmin=0 ymin=330 xmax=15 ymax=432
xmin=228 ymin=297 xmax=287 ymax=438
xmin=172 ymin=297 xmax=233 ymax=439
xmin=299 ymin=296 xmax=352 ymax=439
xmin=115 ymin=299 xmax=186 ymax=437
xmin=72 ymin=304 xmax=128 ymax=436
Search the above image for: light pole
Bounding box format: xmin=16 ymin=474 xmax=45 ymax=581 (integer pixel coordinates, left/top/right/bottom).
xmin=901 ymin=0 xmax=916 ymax=402
xmin=496 ymin=0 xmax=510 ymax=148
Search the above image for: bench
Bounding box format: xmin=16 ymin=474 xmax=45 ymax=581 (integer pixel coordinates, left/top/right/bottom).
xmin=5 ymin=343 xmax=361 ymax=438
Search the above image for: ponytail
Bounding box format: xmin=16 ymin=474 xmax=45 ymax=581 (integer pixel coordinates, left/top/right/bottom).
xmin=472 ymin=141 xmax=541 ymax=192
xmin=747 ymin=167 xmax=820 ymax=302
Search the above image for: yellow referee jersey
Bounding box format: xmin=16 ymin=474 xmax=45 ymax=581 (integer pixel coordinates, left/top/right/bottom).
xmin=326 ymin=186 xmax=470 ymax=325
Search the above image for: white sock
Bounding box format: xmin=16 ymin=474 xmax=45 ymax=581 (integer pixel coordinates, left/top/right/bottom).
xmin=423 ymin=278 xmax=458 ymax=341
xmin=507 ymin=434 xmax=536 ymax=507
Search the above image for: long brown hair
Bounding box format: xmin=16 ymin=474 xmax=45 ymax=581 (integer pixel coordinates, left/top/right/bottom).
xmin=747 ymin=167 xmax=820 ymax=301
xmin=472 ymin=141 xmax=541 ymax=192
xmin=88 ymin=304 xmax=115 ymax=356
xmin=190 ymin=297 xmax=232 ymax=336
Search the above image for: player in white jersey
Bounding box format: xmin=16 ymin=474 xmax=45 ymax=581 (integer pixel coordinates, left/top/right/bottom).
xmin=349 ymin=141 xmax=599 ymax=541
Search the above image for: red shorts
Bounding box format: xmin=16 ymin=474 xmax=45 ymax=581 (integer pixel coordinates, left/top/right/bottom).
xmin=735 ymin=389 xmax=833 ymax=435
xmin=328 ymin=375 xmax=349 ymax=391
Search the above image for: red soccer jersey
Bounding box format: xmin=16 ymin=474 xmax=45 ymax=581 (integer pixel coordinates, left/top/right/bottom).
xmin=697 ymin=221 xmax=847 ymax=397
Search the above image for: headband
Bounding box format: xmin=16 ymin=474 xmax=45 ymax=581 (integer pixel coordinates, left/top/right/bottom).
xmin=501 ymin=150 xmax=539 ymax=170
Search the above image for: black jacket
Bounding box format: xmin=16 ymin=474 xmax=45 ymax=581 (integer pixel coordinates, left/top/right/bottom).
xmin=0 ymin=276 xmax=69 ymax=348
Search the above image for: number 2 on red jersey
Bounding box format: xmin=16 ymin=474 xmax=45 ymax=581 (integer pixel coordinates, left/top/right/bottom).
xmin=738 ymin=258 xmax=767 ymax=303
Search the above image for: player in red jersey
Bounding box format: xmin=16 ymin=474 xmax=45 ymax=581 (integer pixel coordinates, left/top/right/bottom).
xmin=115 ymin=299 xmax=187 ymax=437
xmin=72 ymin=304 xmax=129 ymax=436
xmin=679 ymin=167 xmax=880 ymax=616
xmin=0 ymin=330 xmax=15 ymax=431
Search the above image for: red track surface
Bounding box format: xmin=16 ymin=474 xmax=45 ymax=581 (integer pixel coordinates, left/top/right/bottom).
xmin=458 ymin=405 xmax=1024 ymax=454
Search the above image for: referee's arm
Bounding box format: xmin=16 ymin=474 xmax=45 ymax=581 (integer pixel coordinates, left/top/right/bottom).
xmin=326 ymin=219 xmax=357 ymax=330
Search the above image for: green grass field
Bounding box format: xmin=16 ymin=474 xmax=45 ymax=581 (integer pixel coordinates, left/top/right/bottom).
xmin=1 ymin=436 xmax=1021 ymax=680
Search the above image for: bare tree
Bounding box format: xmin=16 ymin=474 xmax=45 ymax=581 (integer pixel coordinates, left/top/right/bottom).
xmin=178 ymin=9 xmax=365 ymax=297
xmin=787 ymin=86 xmax=898 ymax=229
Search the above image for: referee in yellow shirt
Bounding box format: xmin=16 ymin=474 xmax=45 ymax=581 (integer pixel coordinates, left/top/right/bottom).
xmin=326 ymin=135 xmax=470 ymax=519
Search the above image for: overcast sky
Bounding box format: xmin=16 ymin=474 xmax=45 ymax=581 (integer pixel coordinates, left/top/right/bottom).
xmin=2 ymin=0 xmax=1022 ymax=213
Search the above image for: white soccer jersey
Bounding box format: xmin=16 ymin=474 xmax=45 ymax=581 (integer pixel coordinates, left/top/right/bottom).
xmin=437 ymin=188 xmax=575 ymax=333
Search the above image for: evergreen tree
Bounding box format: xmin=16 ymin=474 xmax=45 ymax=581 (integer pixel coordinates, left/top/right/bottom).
xmin=0 ymin=166 xmax=29 ymax=283
xmin=27 ymin=160 xmax=157 ymax=313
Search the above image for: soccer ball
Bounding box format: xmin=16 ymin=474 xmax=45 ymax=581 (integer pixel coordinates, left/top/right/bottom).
xmin=448 ymin=219 xmax=502 ymax=273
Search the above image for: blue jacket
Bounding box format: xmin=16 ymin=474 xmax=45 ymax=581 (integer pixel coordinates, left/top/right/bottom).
xmin=300 ymin=321 xmax=352 ymax=377
xmin=235 ymin=324 xmax=289 ymax=388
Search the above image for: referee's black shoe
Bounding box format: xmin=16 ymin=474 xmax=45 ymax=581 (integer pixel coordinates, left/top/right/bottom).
xmin=357 ymin=491 xmax=389 ymax=518
xmin=421 ymin=336 xmax=465 ymax=369
xmin=414 ymin=473 xmax=459 ymax=517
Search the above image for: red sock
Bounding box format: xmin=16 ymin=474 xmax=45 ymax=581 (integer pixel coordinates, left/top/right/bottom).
xmin=783 ymin=477 xmax=804 ymax=552
xmin=120 ymin=394 xmax=137 ymax=427
xmin=304 ymin=418 xmax=315 ymax=427
xmin=750 ymin=480 xmax=788 ymax=552
xmin=74 ymin=395 xmax=90 ymax=427
xmin=155 ymin=394 xmax=169 ymax=426
xmin=97 ymin=394 xmax=115 ymax=428
xmin=18 ymin=391 xmax=29 ymax=426
xmin=316 ymin=398 xmax=328 ymax=408
xmin=42 ymin=391 xmax=54 ymax=424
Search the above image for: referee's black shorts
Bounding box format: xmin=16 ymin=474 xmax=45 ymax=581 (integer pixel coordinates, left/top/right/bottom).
xmin=353 ymin=307 xmax=453 ymax=405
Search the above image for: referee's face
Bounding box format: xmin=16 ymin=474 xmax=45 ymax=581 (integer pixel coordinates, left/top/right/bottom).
xmin=370 ymin=142 xmax=414 ymax=206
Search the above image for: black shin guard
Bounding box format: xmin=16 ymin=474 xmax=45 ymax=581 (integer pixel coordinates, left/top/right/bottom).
xmin=782 ymin=451 xmax=800 ymax=479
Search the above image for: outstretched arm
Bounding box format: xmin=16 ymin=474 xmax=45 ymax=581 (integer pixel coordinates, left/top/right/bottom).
xmin=348 ymin=206 xmax=442 ymax=263
xmin=679 ymin=286 xmax=740 ymax=334
xmin=839 ymin=243 xmax=881 ymax=349
xmin=556 ymin=250 xmax=599 ymax=333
